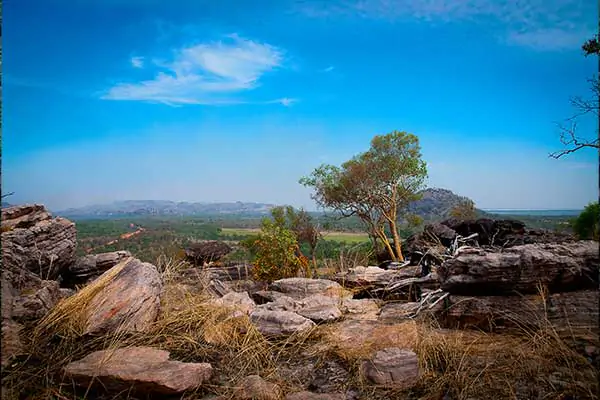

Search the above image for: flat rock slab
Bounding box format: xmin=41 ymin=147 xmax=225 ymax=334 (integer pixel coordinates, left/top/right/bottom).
xmin=82 ymin=257 xmax=162 ymax=335
xmin=64 ymin=346 xmax=213 ymax=395
xmin=269 ymin=278 xmax=350 ymax=300
xmin=250 ymin=309 xmax=316 ymax=337
xmin=360 ymin=347 xmax=420 ymax=388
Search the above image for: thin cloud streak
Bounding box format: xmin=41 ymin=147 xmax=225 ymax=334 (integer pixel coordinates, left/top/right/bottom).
xmin=103 ymin=34 xmax=292 ymax=106
xmin=297 ymin=0 xmax=595 ymax=51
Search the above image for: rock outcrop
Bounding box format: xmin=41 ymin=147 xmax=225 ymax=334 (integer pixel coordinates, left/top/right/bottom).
xmin=2 ymin=204 xmax=76 ymax=280
xmin=437 ymin=241 xmax=599 ymax=295
xmin=64 ymin=347 xmax=213 ymax=395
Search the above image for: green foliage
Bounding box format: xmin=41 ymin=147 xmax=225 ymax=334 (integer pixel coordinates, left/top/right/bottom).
xmin=245 ymin=216 xmax=308 ymax=282
xmin=572 ymin=202 xmax=599 ymax=240
xmin=449 ymin=199 xmax=478 ymax=220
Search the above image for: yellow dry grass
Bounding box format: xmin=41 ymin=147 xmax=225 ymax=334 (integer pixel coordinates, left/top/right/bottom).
xmin=2 ymin=256 xmax=598 ymax=400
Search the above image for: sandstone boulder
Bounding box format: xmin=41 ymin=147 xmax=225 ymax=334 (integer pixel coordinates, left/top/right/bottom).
xmin=360 ymin=347 xmax=420 ymax=388
xmin=64 ymin=346 xmax=212 ymax=395
xmin=80 ymin=257 xmax=162 ymax=335
xmin=340 ymin=299 xmax=380 ymax=321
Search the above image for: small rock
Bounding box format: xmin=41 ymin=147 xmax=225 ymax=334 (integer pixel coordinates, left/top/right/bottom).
xmin=285 ymin=392 xmax=346 ymax=400
xmin=64 ymin=346 xmax=212 ymax=395
xmin=213 ymin=291 xmax=256 ymax=315
xmin=250 ymin=310 xmax=316 ymax=337
xmin=340 ymin=299 xmax=380 ymax=321
xmin=59 ymin=288 xmax=76 ymax=299
xmin=235 ymin=375 xmax=282 ymax=400
xmin=296 ymin=295 xmax=342 ymax=323
xmin=360 ymin=347 xmax=419 ymax=388
xmin=253 ymin=290 xmax=291 ymax=304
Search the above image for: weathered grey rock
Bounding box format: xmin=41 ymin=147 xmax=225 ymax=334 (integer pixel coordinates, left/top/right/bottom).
xmin=64 ymin=346 xmax=212 ymax=395
xmin=12 ymin=280 xmax=61 ymax=322
xmin=435 ymin=290 xmax=599 ymax=334
xmin=250 ymin=309 xmax=316 ymax=337
xmin=235 ymin=375 xmax=282 ymax=400
xmin=378 ymin=302 xmax=420 ymax=324
xmin=64 ymin=251 xmax=132 ymax=286
xmin=285 ymin=392 xmax=346 ymax=400
xmin=334 ymin=265 xmax=433 ymax=300
xmin=256 ymin=295 xmax=298 ymax=312
xmin=83 ymin=258 xmax=162 ymax=335
xmin=212 ymin=291 xmax=256 ymax=315
xmin=1 ymin=319 xmax=23 ymax=368
xmin=270 ymin=278 xmax=350 ymax=300
xmin=253 ymin=290 xmax=291 ymax=304
xmin=296 ymin=295 xmax=342 ymax=323
xmin=360 ymin=348 xmax=420 ymax=388
xmin=2 ymin=204 xmax=76 ymax=280
xmin=340 ymin=299 xmax=380 ymax=321
xmin=437 ymin=241 xmax=599 ymax=295
xmin=1 ymin=273 xmax=16 ymax=320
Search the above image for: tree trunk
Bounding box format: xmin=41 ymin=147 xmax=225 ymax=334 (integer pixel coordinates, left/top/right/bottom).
xmin=377 ymin=229 xmax=397 ymax=262
xmin=388 ymin=219 xmax=404 ymax=262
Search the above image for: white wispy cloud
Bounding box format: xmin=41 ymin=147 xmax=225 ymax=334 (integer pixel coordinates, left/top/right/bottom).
xmin=130 ymin=56 xmax=144 ymax=68
xmin=322 ymin=66 xmax=335 ymax=73
xmin=103 ymin=34 xmax=291 ymax=106
xmin=297 ymin=0 xmax=595 ymax=51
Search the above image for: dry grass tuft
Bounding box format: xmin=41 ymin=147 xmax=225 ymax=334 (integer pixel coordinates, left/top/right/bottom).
xmin=34 ymin=258 xmax=130 ymax=339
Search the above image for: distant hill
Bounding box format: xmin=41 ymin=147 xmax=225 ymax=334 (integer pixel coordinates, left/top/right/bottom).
xmin=56 ymin=200 xmax=277 ymax=219
xmin=408 ymin=188 xmax=485 ymax=220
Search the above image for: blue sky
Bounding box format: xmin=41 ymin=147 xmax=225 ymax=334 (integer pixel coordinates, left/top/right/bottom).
xmin=3 ymin=0 xmax=598 ymax=211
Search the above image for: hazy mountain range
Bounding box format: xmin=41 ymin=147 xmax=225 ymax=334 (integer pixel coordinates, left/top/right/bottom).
xmin=2 ymin=188 xmax=582 ymax=219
